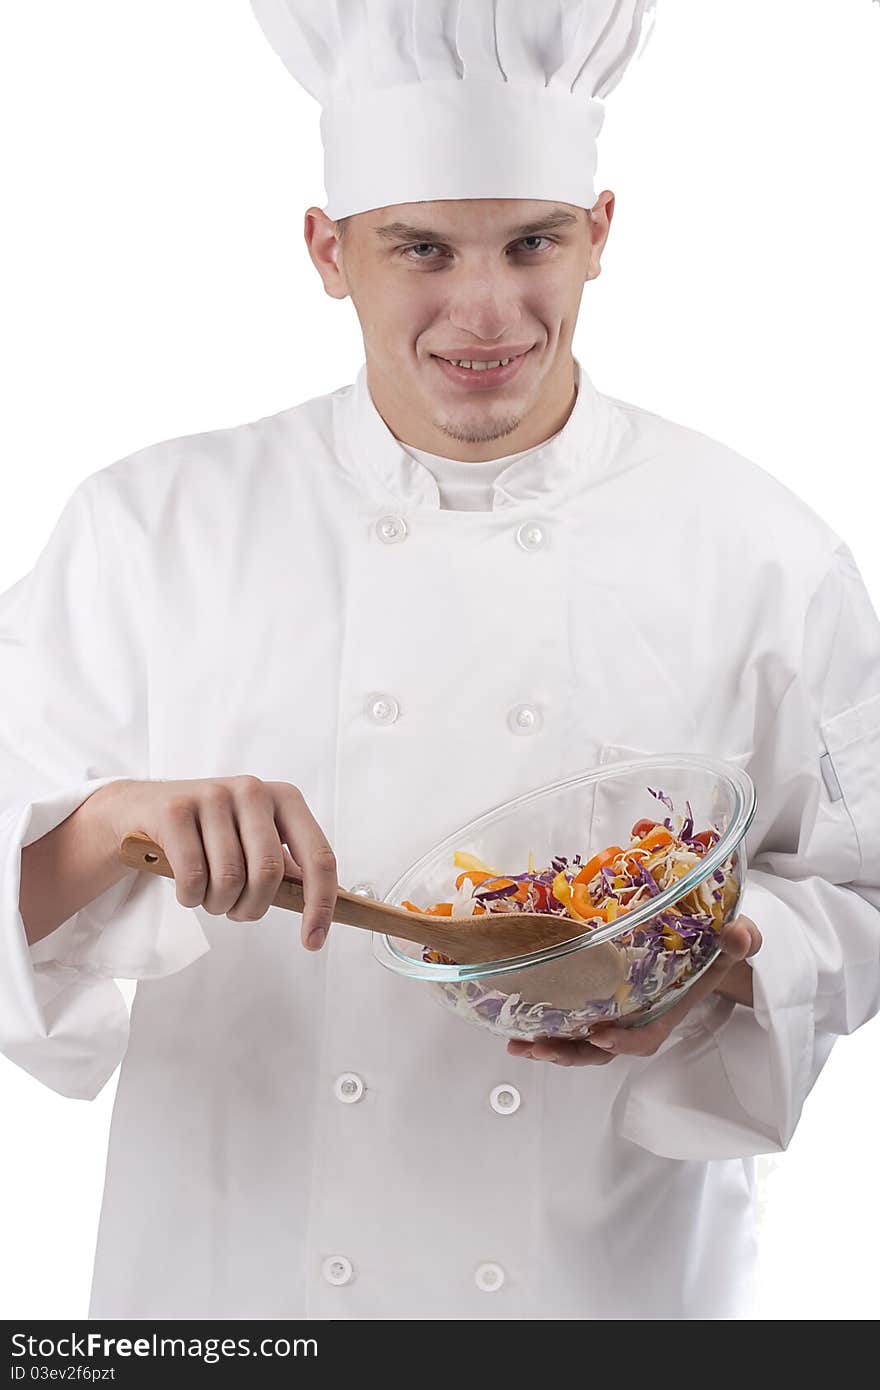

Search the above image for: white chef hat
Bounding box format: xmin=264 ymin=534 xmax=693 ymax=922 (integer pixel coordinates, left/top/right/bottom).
xmin=250 ymin=0 xmax=658 ymax=220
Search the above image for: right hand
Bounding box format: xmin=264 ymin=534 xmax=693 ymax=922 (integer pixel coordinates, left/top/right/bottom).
xmin=103 ymin=777 xmax=338 ymax=950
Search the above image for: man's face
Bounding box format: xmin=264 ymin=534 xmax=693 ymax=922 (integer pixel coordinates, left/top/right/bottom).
xmin=307 ymin=196 xmax=611 ymax=453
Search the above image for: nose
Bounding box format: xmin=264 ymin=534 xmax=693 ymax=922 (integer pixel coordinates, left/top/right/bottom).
xmin=445 ymin=258 xmax=523 ymax=345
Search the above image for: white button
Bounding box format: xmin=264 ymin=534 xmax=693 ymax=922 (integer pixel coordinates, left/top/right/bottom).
xmin=349 ymin=882 xmax=379 ymax=899
xmin=334 ymin=1072 xmax=365 ymax=1104
xmin=515 ymin=520 xmax=547 ymax=552
xmin=375 ymin=514 xmax=408 ymax=545
xmin=475 ymin=1261 xmax=505 ymax=1292
xmin=507 ymin=703 xmax=542 ymax=736
xmin=366 ymin=692 xmax=400 ymax=724
xmin=322 ymin=1255 xmax=354 ymax=1286
xmin=489 ymin=1084 xmax=521 ymax=1115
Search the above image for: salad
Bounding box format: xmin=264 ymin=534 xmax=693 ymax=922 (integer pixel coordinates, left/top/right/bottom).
xmin=400 ymin=788 xmax=741 ymax=1038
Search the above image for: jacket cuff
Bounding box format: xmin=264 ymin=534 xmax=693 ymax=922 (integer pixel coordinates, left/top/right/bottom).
xmin=1 ymin=780 xmax=210 ymax=1100
xmin=616 ymin=873 xmax=822 ymax=1160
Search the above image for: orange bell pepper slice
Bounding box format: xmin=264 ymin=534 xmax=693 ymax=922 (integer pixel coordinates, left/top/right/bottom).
xmin=454 ymin=869 xmax=494 ymax=891
xmin=571 ymin=883 xmax=609 ymax=918
xmin=404 ymin=898 xmax=454 ymax=915
xmin=572 ymin=845 xmax=624 ymax=886
xmin=634 ymin=827 xmax=674 ymax=852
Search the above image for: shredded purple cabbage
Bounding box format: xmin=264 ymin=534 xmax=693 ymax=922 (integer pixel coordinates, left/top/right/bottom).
xmin=638 ymin=864 xmax=660 ymax=896
xmin=648 ymin=786 xmax=675 ymax=813
xmin=477 ymin=882 xmax=521 ymax=902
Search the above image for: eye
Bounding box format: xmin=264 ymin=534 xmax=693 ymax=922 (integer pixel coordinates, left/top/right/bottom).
xmin=402 ymin=242 xmax=445 ymax=261
xmin=400 ymin=234 xmax=555 ymax=262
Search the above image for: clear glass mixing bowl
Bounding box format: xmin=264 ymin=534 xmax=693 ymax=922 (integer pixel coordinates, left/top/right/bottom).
xmin=372 ymin=755 xmax=756 ymax=1040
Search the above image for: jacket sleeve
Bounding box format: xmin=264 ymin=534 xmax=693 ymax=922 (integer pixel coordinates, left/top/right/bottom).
xmin=0 ymin=470 xmax=209 ymax=1102
xmin=617 ymin=542 xmax=880 ymax=1160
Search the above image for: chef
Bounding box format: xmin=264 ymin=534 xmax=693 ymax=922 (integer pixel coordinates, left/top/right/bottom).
xmin=2 ymin=0 xmax=879 ymax=1321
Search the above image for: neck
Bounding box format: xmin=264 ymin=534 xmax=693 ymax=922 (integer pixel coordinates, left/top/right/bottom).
xmin=365 ymin=352 xmax=578 ymax=462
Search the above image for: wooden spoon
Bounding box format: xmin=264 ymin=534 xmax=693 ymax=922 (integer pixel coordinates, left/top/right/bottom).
xmin=119 ymin=831 xmax=628 ymax=1002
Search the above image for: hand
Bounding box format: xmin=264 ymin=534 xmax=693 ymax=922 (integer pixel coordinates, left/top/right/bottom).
xmin=107 ymin=776 xmax=338 ymax=949
xmin=505 ymin=914 xmax=762 ymax=1067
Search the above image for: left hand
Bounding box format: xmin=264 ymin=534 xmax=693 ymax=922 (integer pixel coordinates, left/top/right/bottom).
xmin=505 ymin=914 xmax=762 ymax=1067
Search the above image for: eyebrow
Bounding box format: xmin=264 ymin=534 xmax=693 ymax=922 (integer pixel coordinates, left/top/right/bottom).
xmin=372 ymin=209 xmax=581 ymax=244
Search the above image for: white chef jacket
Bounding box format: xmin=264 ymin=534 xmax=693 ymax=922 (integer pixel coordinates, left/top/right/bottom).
xmin=2 ymin=356 xmax=879 ymax=1320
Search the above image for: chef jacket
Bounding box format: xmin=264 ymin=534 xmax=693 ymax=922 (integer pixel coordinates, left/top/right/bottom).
xmin=2 ymin=356 xmax=879 ymax=1320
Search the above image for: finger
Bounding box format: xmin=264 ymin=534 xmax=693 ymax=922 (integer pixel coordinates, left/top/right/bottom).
xmin=740 ymin=916 xmax=763 ymax=957
xmin=506 ymin=1037 xmax=615 ymax=1066
xmin=589 ymin=914 xmax=760 ymax=1057
xmin=226 ymin=779 xmax=287 ymax=921
xmin=281 ymin=844 xmax=303 ymax=875
xmin=719 ymin=914 xmax=762 ymax=960
xmin=274 ymin=785 xmax=339 ymax=949
xmin=162 ymin=797 xmax=210 ymax=910
xmin=193 ymin=784 xmax=247 ymax=916
xmin=548 ymin=1039 xmax=617 ymax=1066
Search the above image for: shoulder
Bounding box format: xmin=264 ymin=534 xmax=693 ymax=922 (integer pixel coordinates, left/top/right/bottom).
xmin=603 ymin=389 xmax=846 ymax=587
xmin=76 ymin=378 xmax=353 ymax=518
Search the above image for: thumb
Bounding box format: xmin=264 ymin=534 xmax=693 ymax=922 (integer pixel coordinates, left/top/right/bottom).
xmin=719 ymin=913 xmax=762 ymax=962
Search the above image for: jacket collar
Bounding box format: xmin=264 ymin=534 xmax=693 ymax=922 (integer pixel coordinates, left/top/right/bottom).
xmin=336 ymin=354 xmax=614 ymax=512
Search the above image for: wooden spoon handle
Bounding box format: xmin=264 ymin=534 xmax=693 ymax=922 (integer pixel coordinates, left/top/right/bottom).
xmin=118 ymin=831 xmax=435 ymax=947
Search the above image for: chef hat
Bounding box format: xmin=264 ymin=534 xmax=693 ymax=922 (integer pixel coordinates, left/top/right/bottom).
xmin=250 ymin=0 xmax=658 ymax=219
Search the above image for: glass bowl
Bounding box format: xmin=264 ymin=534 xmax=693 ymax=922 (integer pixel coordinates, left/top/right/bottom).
xmin=372 ymin=755 xmax=756 ymax=1041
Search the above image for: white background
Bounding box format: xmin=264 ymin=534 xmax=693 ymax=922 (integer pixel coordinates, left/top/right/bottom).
xmin=1 ymin=0 xmax=878 ymax=1320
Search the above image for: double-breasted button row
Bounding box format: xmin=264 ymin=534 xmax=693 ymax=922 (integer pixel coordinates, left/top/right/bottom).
xmin=332 ymin=1071 xmax=521 ymax=1116
xmin=375 ymin=513 xmax=547 ymax=551
xmin=365 ymin=691 xmax=542 ymax=735
xmin=320 ymin=1254 xmax=506 ymax=1292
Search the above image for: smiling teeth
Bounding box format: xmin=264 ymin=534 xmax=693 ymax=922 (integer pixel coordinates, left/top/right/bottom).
xmin=448 ymin=357 xmax=510 ymax=370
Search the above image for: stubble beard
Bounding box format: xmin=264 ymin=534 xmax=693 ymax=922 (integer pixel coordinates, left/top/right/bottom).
xmin=432 ymin=411 xmax=522 ymax=447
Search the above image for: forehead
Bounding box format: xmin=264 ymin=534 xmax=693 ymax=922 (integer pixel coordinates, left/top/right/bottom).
xmin=356 ymin=199 xmax=584 ymax=242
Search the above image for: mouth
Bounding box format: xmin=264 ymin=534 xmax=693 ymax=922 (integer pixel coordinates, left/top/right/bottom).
xmin=429 ymin=346 xmax=534 ymax=390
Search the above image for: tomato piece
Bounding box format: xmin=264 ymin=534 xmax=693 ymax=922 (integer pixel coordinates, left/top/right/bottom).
xmin=631 ymin=818 xmax=658 ymax=839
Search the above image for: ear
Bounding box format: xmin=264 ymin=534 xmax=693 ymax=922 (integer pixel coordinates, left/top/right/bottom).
xmin=585 ymin=191 xmax=615 ymax=282
xmin=303 ymin=206 xmax=351 ymax=300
